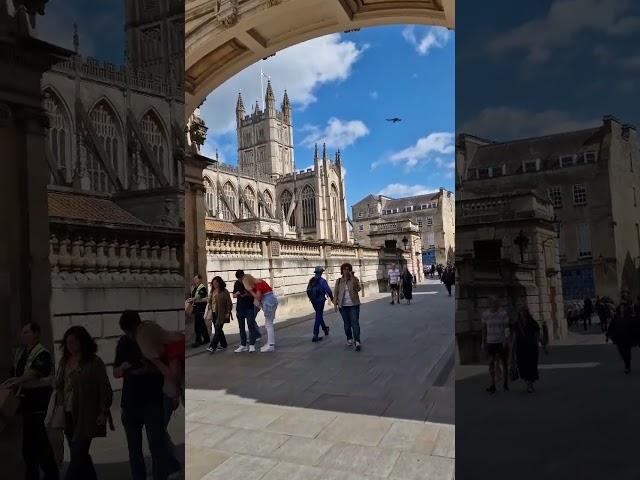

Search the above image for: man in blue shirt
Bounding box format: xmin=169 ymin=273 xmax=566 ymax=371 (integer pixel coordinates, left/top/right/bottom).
xmin=307 ymin=266 xmax=333 ymax=342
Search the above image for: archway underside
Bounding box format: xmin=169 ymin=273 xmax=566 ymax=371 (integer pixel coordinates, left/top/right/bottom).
xmin=185 ymin=0 xmax=455 ymax=116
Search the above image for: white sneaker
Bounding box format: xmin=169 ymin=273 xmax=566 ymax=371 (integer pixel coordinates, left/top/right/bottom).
xmin=347 ymin=339 xmax=353 ymax=347
xmin=249 ymin=345 xmax=256 ymax=353
xmin=261 ymin=345 xmax=275 ymax=352
xmin=234 ymin=345 xmax=249 ymax=353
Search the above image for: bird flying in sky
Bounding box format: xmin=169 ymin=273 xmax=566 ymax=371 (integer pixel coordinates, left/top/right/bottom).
xmin=386 ymin=117 xmax=402 ymax=123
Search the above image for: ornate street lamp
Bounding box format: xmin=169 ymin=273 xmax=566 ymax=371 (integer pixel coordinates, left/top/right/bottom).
xmin=513 ymin=230 xmax=529 ymax=263
xmin=402 ymin=236 xmax=409 ymax=250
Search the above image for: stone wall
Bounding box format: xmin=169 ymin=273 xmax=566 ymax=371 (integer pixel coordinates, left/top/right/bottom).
xmin=48 ymin=221 xmax=185 ymax=388
xmin=204 ymin=232 xmax=410 ymax=318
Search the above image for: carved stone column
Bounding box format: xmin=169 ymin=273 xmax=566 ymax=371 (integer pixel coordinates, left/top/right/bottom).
xmin=183 ymin=152 xmax=209 ymax=291
xmin=0 ymin=4 xmax=73 ymax=375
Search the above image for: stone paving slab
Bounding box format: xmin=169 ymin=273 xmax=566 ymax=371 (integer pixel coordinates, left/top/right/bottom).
xmin=319 ymin=443 xmax=402 ymax=478
xmin=389 ymin=452 xmax=455 ymax=480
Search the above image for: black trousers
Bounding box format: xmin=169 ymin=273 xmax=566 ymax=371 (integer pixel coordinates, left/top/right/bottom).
xmin=23 ymin=412 xmax=59 ymax=480
xmin=209 ymin=323 xmax=228 ymax=350
xmin=617 ymin=342 xmax=632 ymax=370
xmin=193 ymin=311 xmax=210 ymax=343
xmin=64 ymin=413 xmax=96 ymax=480
xmin=122 ymin=402 xmax=169 ymax=480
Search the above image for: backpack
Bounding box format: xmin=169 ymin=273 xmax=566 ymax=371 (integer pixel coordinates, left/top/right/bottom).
xmin=307 ymin=277 xmax=325 ymax=303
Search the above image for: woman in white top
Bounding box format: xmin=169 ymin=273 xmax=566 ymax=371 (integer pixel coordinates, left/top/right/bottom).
xmin=333 ymin=263 xmax=363 ymax=352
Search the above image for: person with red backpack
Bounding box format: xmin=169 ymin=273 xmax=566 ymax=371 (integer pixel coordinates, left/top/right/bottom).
xmin=307 ymin=266 xmax=333 ymax=343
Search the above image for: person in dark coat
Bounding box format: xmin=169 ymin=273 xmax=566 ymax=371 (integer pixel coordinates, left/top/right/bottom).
xmin=513 ymin=307 xmax=541 ymax=393
xmin=442 ymin=266 xmax=454 ymax=296
xmin=607 ymin=289 xmax=635 ymax=374
xmin=582 ymin=297 xmax=593 ymax=331
xmin=401 ymin=268 xmax=413 ymax=304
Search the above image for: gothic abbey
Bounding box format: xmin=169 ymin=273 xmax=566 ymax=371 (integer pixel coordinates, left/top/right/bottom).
xmin=196 ymin=82 xmax=351 ymax=243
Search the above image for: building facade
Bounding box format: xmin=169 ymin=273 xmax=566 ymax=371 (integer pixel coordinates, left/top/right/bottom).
xmin=196 ymin=84 xmax=350 ymax=243
xmin=351 ymin=189 xmax=455 ymax=266
xmin=458 ymin=116 xmax=640 ymax=303
xmin=41 ymin=0 xmax=186 ymax=380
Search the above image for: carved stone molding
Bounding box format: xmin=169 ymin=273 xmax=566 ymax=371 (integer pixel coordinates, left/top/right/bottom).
xmin=0 ymin=102 xmax=13 ymax=127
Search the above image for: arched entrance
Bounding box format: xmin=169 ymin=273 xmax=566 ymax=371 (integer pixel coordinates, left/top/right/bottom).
xmin=185 ymin=0 xmax=455 ymax=116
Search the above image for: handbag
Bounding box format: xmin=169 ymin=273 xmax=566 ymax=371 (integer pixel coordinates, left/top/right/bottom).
xmin=205 ymin=302 xmax=213 ymax=322
xmin=0 ymin=386 xmax=20 ymax=417
xmin=44 ymin=390 xmax=65 ymax=430
xmin=185 ymin=299 xmax=193 ymax=317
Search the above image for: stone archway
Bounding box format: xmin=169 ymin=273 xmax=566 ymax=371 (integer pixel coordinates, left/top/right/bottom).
xmin=185 ymin=0 xmax=455 ymax=116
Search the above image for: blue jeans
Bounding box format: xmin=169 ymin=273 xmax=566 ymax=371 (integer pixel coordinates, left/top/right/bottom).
xmin=339 ymin=305 xmax=361 ymax=343
xmin=312 ymin=301 xmax=328 ymax=336
xmin=121 ymin=402 xmax=168 ymax=480
xmin=237 ymin=306 xmax=261 ymax=346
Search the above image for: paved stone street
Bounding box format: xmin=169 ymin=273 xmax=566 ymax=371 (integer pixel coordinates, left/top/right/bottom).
xmin=457 ymin=323 xmax=640 ymax=480
xmin=185 ymin=279 xmax=455 ymax=480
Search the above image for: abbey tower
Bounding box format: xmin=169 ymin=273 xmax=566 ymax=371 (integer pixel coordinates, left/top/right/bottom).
xmin=235 ymin=80 xmax=295 ymax=177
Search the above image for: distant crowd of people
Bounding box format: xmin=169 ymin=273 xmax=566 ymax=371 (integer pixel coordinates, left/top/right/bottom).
xmin=186 ymin=260 xmax=453 ymax=355
xmin=1 ymin=315 xmax=184 ymax=480
xmin=423 ymin=263 xmax=455 ymax=296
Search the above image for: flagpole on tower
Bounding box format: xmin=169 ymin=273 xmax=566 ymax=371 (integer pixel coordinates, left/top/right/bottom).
xmin=260 ymin=67 xmax=264 ymax=110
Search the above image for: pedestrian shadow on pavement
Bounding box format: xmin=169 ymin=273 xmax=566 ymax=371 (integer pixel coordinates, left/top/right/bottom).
xmin=186 ymin=282 xmax=455 ymax=425
xmin=456 ymin=337 xmax=640 ymax=480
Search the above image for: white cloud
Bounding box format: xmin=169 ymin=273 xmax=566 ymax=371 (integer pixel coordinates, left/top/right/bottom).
xmin=379 ymin=184 xmax=438 ymax=197
xmin=300 ymin=117 xmax=369 ymax=150
xmin=402 ymin=26 xmax=452 ymax=56
xmin=370 ymin=91 xmax=379 ymax=100
xmin=199 ymin=34 xmax=365 ymax=136
xmin=373 ymin=132 xmax=455 ymax=170
xmin=487 ymin=0 xmax=640 ymax=64
xmin=460 ymin=107 xmax=600 ymax=141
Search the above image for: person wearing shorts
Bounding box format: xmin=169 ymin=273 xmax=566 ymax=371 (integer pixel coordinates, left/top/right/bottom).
xmin=481 ymin=296 xmax=511 ymax=394
xmin=388 ymin=264 xmax=401 ymax=305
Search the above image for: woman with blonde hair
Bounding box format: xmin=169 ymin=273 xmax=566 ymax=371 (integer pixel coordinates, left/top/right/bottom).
xmin=242 ymin=274 xmax=278 ymax=352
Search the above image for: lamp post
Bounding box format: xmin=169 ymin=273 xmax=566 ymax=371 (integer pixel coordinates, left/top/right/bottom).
xmin=513 ymin=230 xmax=529 ymax=263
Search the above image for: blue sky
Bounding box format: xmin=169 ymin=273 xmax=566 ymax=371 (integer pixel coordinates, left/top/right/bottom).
xmin=199 ymin=26 xmax=455 ymax=212
xmin=39 ymin=0 xmax=124 ymax=64
xmin=457 ymin=0 xmax=640 ymax=140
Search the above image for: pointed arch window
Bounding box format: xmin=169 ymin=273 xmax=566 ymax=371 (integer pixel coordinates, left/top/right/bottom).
xmin=204 ymin=177 xmax=215 ymax=216
xmin=301 ymin=185 xmax=316 ymax=228
xmin=331 ymin=184 xmax=340 ymax=240
xmin=141 ymin=111 xmax=170 ymax=188
xmin=43 ymin=89 xmax=72 ymax=184
xmin=89 ymin=101 xmax=122 ymax=192
xmin=260 ymin=190 xmax=273 ymax=217
xmin=281 ymin=190 xmax=295 ymax=227
xmin=220 ymin=182 xmax=237 ymax=221
xmin=241 ymin=186 xmax=256 ymax=219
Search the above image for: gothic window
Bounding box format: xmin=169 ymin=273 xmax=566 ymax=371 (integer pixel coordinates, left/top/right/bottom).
xmin=241 ymin=186 xmax=256 ymax=219
xmin=43 ymin=89 xmax=72 ymax=184
xmin=204 ymin=178 xmax=215 ymax=216
xmin=301 ymin=185 xmax=316 ymax=228
xmin=330 ymin=184 xmax=339 ymax=240
xmin=141 ymin=111 xmax=170 ymax=187
xmin=281 ymin=190 xmax=295 ymax=227
xmin=89 ymin=100 xmax=123 ymax=192
xmin=220 ymin=182 xmax=237 ymax=220
xmin=261 ymin=190 xmax=273 ymax=217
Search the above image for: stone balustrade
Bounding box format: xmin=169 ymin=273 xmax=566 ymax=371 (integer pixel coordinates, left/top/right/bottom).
xmin=49 ymin=228 xmax=183 ymax=285
xmin=51 ymin=55 xmax=178 ymax=97
xmin=280 ymin=241 xmax=322 ymax=257
xmin=206 ymin=237 xmax=262 ymax=256
xmin=370 ymin=220 xmax=420 ymax=233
